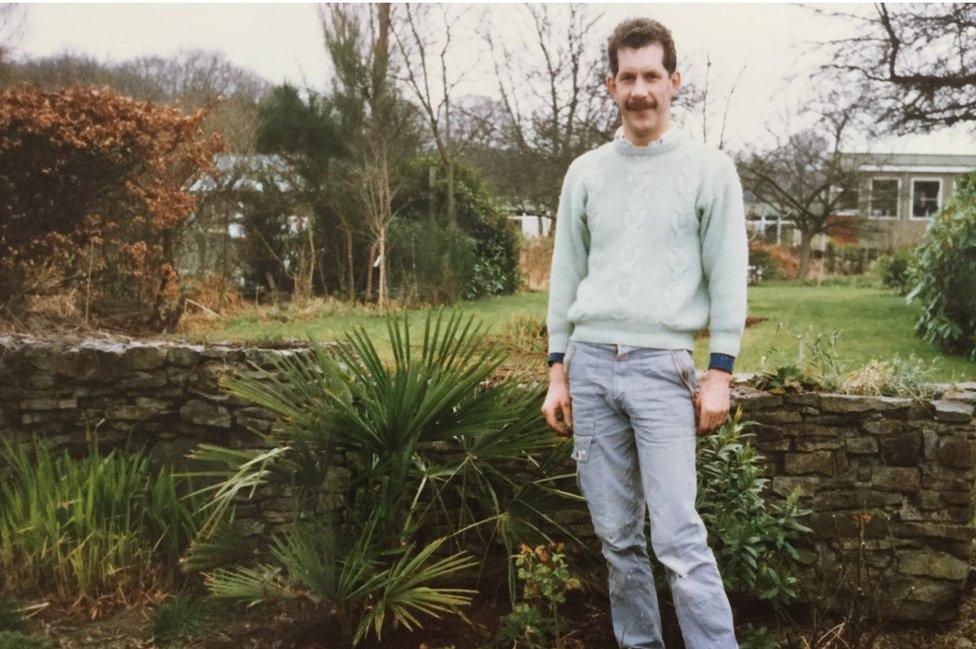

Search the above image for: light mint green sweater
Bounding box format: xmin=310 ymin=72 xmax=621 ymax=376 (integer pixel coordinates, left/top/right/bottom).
xmin=546 ymin=125 xmax=748 ymax=359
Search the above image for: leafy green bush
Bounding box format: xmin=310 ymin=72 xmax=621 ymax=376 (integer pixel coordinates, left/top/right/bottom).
xmin=694 ymin=408 xmax=813 ymax=607
xmin=184 ymin=310 xmax=575 ymax=645
xmin=394 ymin=155 xmax=523 ymax=302
xmin=824 ymin=241 xmax=879 ymax=275
xmin=387 ymin=215 xmax=478 ymax=305
xmin=464 ymin=209 xmax=523 ymax=299
xmin=907 ymin=172 xmax=976 ymax=361
xmin=0 ymin=434 xmax=202 ymax=604
xmin=871 ymin=245 xmax=917 ymax=295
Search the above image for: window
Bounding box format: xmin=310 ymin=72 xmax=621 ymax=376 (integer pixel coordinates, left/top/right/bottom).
xmin=911 ymin=179 xmax=942 ymax=219
xmin=869 ymin=178 xmax=899 ymax=218
xmin=834 ymin=182 xmax=859 ymax=212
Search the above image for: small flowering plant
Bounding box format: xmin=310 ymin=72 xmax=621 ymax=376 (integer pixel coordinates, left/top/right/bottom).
xmin=495 ymin=542 xmax=582 ymax=648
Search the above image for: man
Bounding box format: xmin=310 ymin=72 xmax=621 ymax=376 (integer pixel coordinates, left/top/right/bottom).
xmin=540 ymin=17 xmax=746 ymax=649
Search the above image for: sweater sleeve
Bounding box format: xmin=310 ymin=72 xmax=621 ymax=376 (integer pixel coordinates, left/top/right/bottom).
xmin=699 ymin=155 xmax=748 ymax=358
xmin=546 ymin=160 xmax=589 ymax=356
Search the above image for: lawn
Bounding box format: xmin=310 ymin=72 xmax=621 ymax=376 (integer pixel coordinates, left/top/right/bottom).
xmin=188 ymin=279 xmax=976 ymax=383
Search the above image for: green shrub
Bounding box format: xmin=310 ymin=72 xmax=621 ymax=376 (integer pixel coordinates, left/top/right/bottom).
xmin=907 ymin=172 xmax=976 ymax=360
xmin=824 ymin=241 xmax=882 ymax=275
xmin=871 ymin=246 xmax=916 ymax=295
xmin=394 ymin=155 xmax=523 ymax=302
xmin=464 ymin=209 xmax=523 ymax=299
xmin=693 ymin=408 xmax=813 ymax=607
xmin=388 ymin=215 xmax=478 ymax=305
xmin=0 ymin=434 xmax=202 ymax=604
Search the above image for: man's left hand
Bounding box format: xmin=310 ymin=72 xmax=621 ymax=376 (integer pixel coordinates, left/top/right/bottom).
xmin=696 ymin=369 xmax=732 ymax=435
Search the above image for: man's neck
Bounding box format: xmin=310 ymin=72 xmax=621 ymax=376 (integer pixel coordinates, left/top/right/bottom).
xmin=621 ymin=117 xmax=672 ymax=147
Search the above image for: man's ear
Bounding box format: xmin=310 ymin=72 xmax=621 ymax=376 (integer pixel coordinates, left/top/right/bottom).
xmin=606 ymin=73 xmax=616 ymax=98
xmin=670 ymin=70 xmax=681 ymax=97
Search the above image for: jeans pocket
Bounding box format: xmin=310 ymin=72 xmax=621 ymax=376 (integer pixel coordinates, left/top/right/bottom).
xmin=671 ymin=349 xmax=697 ymax=398
xmin=571 ymin=433 xmax=593 ymax=463
xmin=571 ymin=434 xmax=593 ymax=494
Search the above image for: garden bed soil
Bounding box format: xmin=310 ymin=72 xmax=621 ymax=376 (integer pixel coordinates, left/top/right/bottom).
xmin=26 ymin=578 xmax=976 ymax=648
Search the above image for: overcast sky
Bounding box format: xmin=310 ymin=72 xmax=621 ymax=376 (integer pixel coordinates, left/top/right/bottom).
xmin=12 ymin=2 xmax=976 ymax=156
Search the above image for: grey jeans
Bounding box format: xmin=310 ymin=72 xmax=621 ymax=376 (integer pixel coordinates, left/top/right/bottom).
xmin=565 ymin=340 xmax=738 ymax=649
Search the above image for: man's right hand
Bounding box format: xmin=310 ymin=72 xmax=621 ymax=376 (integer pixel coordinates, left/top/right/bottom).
xmin=541 ymin=363 xmax=573 ymax=436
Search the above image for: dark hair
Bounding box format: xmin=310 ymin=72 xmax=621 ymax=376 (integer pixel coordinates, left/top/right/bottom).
xmin=607 ymin=18 xmax=677 ymax=77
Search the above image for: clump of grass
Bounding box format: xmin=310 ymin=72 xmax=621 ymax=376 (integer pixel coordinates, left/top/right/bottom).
xmin=148 ymin=594 xmax=222 ymax=646
xmin=753 ymin=328 xmax=940 ymax=399
xmin=498 ymin=313 xmax=547 ymax=351
xmin=0 ymin=433 xmax=203 ymax=609
xmin=841 ymin=354 xmax=940 ymax=399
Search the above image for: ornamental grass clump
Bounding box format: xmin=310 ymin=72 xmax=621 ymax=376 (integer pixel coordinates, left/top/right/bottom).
xmin=0 ymin=434 xmax=201 ymax=609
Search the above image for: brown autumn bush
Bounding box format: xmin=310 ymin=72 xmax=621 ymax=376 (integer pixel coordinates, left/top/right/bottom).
xmin=0 ymin=84 xmax=224 ymax=331
xmin=748 ymin=240 xmax=800 ymax=281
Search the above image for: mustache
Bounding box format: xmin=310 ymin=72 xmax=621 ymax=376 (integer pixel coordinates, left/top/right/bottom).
xmin=625 ymin=100 xmax=656 ymax=111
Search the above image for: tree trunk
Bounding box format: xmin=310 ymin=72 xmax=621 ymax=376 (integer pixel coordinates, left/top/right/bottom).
xmin=446 ymin=159 xmax=456 ymax=228
xmin=377 ymin=225 xmax=387 ymax=308
xmin=365 ymin=239 xmax=378 ymax=304
xmin=798 ymin=231 xmax=814 ymax=279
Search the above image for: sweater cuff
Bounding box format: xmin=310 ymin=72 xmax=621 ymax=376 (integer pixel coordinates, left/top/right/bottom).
xmin=547 ymin=352 xmax=565 ymax=367
xmin=708 ymin=352 xmax=735 ymax=374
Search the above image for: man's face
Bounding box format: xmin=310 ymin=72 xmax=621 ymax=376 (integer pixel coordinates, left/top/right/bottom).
xmin=606 ymin=43 xmax=680 ymax=143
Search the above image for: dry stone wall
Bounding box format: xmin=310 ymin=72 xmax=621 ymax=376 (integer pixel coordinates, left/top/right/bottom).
xmin=730 ymin=381 xmax=976 ymax=622
xmin=0 ymin=335 xmax=974 ymax=623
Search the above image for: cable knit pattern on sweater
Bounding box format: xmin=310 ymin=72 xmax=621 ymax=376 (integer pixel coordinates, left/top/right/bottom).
xmin=546 ymin=126 xmax=748 ymax=359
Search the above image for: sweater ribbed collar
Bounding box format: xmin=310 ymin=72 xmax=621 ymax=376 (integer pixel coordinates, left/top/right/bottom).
xmin=613 ymin=122 xmax=688 ymax=157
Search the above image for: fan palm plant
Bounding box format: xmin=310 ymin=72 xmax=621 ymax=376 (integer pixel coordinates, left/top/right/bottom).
xmin=182 ymin=309 xmax=579 ymax=645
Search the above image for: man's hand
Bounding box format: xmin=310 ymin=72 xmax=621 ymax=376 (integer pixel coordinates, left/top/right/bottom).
xmin=696 ymin=368 xmax=732 ymax=435
xmin=541 ymin=363 xmax=573 ymax=436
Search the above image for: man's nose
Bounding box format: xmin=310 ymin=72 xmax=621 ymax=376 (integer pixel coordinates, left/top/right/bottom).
xmin=631 ymin=78 xmax=650 ymax=98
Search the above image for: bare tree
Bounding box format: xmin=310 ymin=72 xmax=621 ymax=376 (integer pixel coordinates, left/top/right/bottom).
xmin=811 ymin=3 xmax=976 ymax=135
xmin=0 ymin=4 xmax=25 ymax=75
xmin=739 ymin=87 xmax=887 ymax=278
xmin=321 ymin=3 xmax=417 ymax=308
xmin=390 ymin=4 xmax=484 ymax=228
xmin=694 ymin=52 xmax=747 ymax=151
xmin=478 ymin=4 xmax=612 ymax=223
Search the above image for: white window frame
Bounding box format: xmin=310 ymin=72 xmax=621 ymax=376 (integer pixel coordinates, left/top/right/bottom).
xmin=868 ymin=177 xmax=900 ymax=220
xmin=909 ymin=177 xmax=942 ymax=221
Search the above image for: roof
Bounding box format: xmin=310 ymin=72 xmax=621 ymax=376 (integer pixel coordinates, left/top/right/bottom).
xmin=187 ymin=153 xmax=299 ymax=194
xmin=840 ymin=151 xmax=976 ymax=173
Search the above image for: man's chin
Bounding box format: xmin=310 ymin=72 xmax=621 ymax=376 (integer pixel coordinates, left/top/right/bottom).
xmin=625 ymin=119 xmax=657 ymax=136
